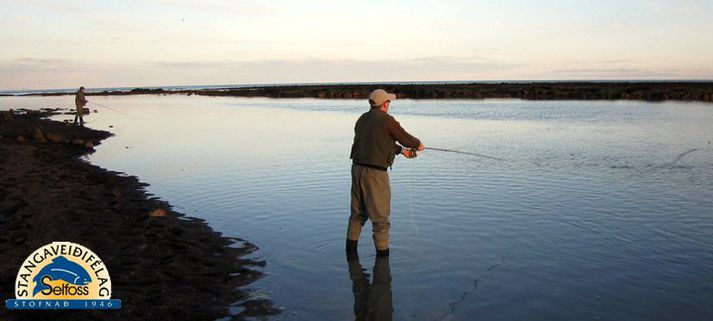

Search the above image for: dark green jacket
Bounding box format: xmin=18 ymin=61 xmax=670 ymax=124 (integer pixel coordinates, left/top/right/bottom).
xmin=350 ymin=108 xmax=421 ymax=170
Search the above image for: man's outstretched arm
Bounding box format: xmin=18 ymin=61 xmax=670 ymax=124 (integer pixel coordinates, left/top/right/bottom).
xmin=387 ymin=117 xmax=424 ymax=158
xmin=386 ymin=117 xmax=421 ymax=148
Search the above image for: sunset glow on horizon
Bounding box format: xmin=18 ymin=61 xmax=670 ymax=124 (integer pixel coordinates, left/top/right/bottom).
xmin=1 ymin=0 xmax=712 ymax=90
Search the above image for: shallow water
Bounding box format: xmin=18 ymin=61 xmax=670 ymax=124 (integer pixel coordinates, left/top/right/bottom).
xmin=2 ymin=96 xmax=713 ymax=320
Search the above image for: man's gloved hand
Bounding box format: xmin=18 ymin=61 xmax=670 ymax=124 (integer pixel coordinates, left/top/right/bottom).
xmin=403 ymin=148 xmax=417 ymax=159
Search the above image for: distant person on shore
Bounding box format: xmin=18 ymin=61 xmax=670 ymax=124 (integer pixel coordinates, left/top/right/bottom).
xmin=74 ymin=86 xmax=88 ymax=126
xmin=347 ymin=89 xmax=424 ymax=257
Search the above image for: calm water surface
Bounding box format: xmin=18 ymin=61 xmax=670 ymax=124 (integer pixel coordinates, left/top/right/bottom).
xmin=2 ymin=96 xmax=712 ymax=320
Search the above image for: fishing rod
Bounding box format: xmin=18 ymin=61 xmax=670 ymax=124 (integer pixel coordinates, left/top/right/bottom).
xmin=425 ymin=147 xmax=507 ymax=161
xmin=89 ymin=101 xmax=132 ymax=117
xmin=409 ymin=146 xmax=507 ymax=161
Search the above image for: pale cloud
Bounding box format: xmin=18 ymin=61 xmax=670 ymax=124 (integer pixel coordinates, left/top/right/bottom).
xmin=0 ymin=58 xmax=81 ymax=80
xmin=569 ymin=59 xmax=635 ymax=65
xmin=155 ymin=56 xmax=518 ymax=72
xmin=551 ymin=67 xmax=688 ymax=79
xmin=554 ymin=68 xmax=662 ymax=75
xmin=0 ymin=56 xmax=522 ymax=89
xmin=7 ymin=0 xmax=91 ymax=15
xmin=643 ymin=0 xmax=712 ymax=15
xmin=147 ymin=0 xmax=277 ymax=15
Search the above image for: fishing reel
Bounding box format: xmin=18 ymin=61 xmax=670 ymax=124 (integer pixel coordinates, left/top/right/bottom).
xmin=406 ymin=148 xmax=418 ymax=158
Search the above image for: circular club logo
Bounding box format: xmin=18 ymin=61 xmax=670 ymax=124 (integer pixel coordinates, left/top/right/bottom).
xmin=6 ymin=242 xmax=121 ymax=310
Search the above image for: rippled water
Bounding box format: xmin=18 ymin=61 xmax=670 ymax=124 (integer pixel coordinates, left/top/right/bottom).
xmin=2 ymin=96 xmax=713 ymax=320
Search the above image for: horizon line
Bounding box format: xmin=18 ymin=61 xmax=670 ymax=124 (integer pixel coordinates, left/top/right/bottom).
xmin=2 ymin=78 xmax=713 ymax=93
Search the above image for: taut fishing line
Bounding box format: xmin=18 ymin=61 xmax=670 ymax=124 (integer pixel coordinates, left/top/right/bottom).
xmin=424 ymin=147 xmax=508 ymax=161
xmin=89 ymin=101 xmax=133 ymax=118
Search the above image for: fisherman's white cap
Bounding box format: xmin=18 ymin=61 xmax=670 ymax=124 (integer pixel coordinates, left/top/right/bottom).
xmin=369 ymin=89 xmax=396 ymax=107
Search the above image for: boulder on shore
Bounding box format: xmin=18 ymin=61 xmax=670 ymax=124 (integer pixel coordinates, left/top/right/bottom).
xmin=31 ymin=127 xmax=46 ymax=142
xmin=46 ymin=131 xmax=66 ymax=143
xmin=149 ymin=208 xmax=168 ymax=217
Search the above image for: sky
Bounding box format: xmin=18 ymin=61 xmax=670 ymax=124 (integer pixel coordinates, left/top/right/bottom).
xmin=1 ymin=0 xmax=712 ymax=90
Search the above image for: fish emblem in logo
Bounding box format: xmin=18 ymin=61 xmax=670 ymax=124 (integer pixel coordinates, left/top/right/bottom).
xmin=32 ymin=256 xmax=92 ymax=296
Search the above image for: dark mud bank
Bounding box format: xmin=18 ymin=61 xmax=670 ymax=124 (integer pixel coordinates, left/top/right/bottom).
xmin=27 ymin=81 xmax=713 ymax=103
xmin=0 ymin=109 xmax=279 ymax=320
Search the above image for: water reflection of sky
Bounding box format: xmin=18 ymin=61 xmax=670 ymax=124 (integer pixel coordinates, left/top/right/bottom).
xmin=1 ymin=95 xmax=712 ymax=321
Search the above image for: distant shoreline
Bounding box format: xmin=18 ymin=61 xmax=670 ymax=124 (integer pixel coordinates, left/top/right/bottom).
xmin=4 ymin=81 xmax=713 ymax=102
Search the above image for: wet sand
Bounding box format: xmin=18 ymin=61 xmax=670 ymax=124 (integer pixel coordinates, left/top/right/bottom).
xmin=0 ymin=109 xmax=279 ymax=320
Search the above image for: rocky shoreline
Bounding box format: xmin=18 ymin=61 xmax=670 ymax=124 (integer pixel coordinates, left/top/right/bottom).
xmin=0 ymin=109 xmax=279 ymax=320
xmin=16 ymin=81 xmax=713 ymax=103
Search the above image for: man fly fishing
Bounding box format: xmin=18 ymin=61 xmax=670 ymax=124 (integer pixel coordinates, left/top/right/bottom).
xmin=347 ymin=89 xmax=424 ymax=257
xmin=74 ymin=86 xmax=88 ymax=126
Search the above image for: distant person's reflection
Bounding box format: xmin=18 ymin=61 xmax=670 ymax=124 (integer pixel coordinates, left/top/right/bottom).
xmin=347 ymin=253 xmax=393 ymax=321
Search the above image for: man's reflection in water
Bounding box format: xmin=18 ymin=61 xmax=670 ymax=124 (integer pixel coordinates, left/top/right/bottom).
xmin=347 ymin=254 xmax=393 ymax=321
